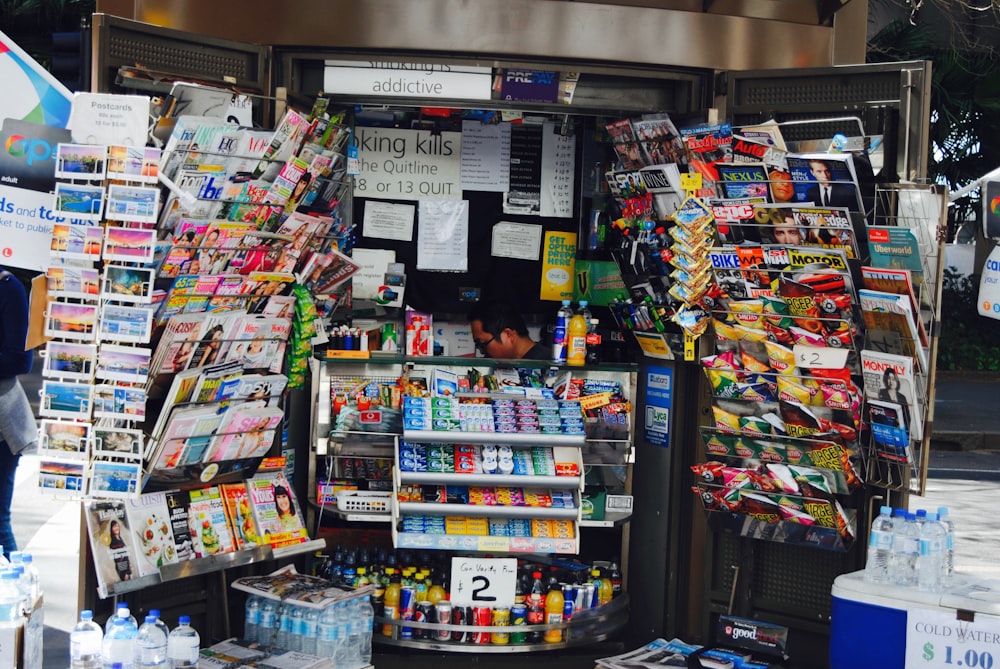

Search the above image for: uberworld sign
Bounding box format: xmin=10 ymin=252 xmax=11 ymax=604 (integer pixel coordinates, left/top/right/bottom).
xmin=324 ymin=60 xmax=493 ymax=100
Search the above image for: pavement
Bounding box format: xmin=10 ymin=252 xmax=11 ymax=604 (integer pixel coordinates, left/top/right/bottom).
xmin=11 ymin=365 xmax=1000 ymax=668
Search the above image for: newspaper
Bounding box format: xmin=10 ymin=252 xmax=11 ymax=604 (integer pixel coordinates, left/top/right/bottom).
xmin=231 ymin=564 xmax=371 ymax=609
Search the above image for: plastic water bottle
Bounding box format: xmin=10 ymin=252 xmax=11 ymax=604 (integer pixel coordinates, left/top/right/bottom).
xmin=258 ymin=599 xmax=278 ymax=647
xmin=864 ymin=505 xmax=895 ymax=583
xmin=166 ymin=615 xmax=199 ymax=669
xmin=18 ymin=553 xmax=40 ymax=601
xmin=102 ymin=607 xmax=138 ymax=669
xmin=0 ymin=571 xmax=22 ymax=622
xmin=288 ymin=604 xmax=305 ymax=651
xmin=147 ymin=610 xmax=170 ymax=642
xmin=300 ymin=607 xmax=320 ymax=655
xmin=8 ymin=565 xmax=27 ymax=611
xmin=106 ymin=603 xmax=138 ymax=634
xmin=552 ymin=300 xmax=573 ymax=363
xmin=0 ymin=547 xmax=8 ymax=568
xmin=243 ymin=596 xmax=261 ymax=643
xmin=9 ymin=552 xmax=39 ymax=603
xmin=890 ymin=511 xmax=920 ymax=587
xmin=71 ymin=609 xmax=104 ymax=669
xmin=137 ymin=614 xmax=168 ymax=669
xmin=357 ymin=595 xmax=373 ymax=667
xmin=918 ymin=513 xmax=948 ymax=593
xmin=937 ymin=506 xmax=956 ymax=584
xmin=315 ymin=604 xmax=341 ymax=658
xmin=276 ymin=603 xmax=293 ymax=649
xmin=332 ymin=601 xmax=351 ymax=668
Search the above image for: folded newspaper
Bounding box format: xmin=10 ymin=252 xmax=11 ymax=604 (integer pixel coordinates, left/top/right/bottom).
xmin=231 ymin=564 xmax=373 ymax=609
xmin=198 ymin=638 xmax=333 ymax=669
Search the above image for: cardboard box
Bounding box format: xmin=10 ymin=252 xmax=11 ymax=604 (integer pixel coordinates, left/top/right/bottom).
xmin=0 ymin=597 xmax=43 ymax=669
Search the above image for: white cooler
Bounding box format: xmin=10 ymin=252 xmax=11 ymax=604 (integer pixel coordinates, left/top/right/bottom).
xmin=831 ymin=570 xmax=1000 ymax=669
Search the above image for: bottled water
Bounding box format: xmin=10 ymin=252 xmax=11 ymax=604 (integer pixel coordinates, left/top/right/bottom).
xmin=300 ymin=607 xmax=320 ymax=656
xmin=276 ymin=603 xmax=293 ymax=649
xmin=890 ymin=511 xmax=920 ymax=587
xmin=864 ymin=505 xmax=895 ymax=583
xmin=332 ymin=601 xmax=351 ymax=668
xmin=357 ymin=595 xmax=374 ymax=668
xmin=915 ymin=509 xmax=927 ymax=525
xmin=17 ymin=553 xmax=39 ymax=602
xmin=166 ymin=615 xmax=199 ymax=669
xmin=343 ymin=599 xmax=362 ymax=669
xmin=106 ymin=603 xmax=138 ymax=634
xmin=102 ymin=607 xmax=138 ymax=669
xmin=918 ymin=513 xmax=948 ymax=593
xmin=288 ymin=604 xmax=305 ymax=652
xmin=243 ymin=596 xmax=261 ymax=643
xmin=7 ymin=566 xmax=27 ymax=612
xmin=137 ymin=614 xmax=168 ymax=669
xmin=70 ymin=609 xmax=104 ymax=669
xmin=147 ymin=610 xmax=170 ymax=641
xmin=315 ymin=604 xmax=341 ymax=658
xmin=257 ymin=599 xmax=278 ymax=647
xmin=0 ymin=571 xmax=23 ymax=622
xmin=0 ymin=547 xmax=8 ymax=568
xmin=937 ymin=506 xmax=956 ymax=584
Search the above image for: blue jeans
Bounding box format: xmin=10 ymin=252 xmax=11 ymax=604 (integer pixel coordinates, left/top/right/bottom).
xmin=0 ymin=442 xmax=20 ymax=557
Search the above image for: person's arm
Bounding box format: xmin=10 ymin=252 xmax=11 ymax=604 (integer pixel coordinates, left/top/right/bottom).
xmin=0 ymin=273 xmax=32 ymax=378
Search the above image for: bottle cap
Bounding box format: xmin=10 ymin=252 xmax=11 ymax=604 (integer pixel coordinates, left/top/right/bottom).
xmin=179 ymin=615 xmax=190 ymax=625
xmin=81 ymin=610 xmax=93 ymax=620
xmin=937 ymin=506 xmax=950 ymax=517
xmin=145 ymin=615 xmax=156 ymax=624
xmin=880 ymin=505 xmax=892 ymax=515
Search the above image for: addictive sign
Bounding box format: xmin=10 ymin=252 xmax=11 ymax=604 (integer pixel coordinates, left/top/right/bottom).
xmin=324 ymin=60 xmax=492 ymax=100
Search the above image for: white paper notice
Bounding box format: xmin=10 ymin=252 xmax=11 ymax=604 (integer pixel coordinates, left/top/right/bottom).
xmin=491 ymin=222 xmax=542 ymax=261
xmin=362 ymin=201 xmax=415 ymax=241
xmin=460 ymin=120 xmax=511 ymax=192
xmin=67 ymin=93 xmax=150 ymax=146
xmin=350 ymin=247 xmax=397 ymax=300
xmin=417 ymin=200 xmax=469 ymax=272
xmin=540 ymin=122 xmax=576 ymax=218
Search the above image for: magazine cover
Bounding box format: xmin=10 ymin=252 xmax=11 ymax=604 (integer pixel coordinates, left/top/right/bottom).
xmin=858 ymin=288 xmax=928 ymax=372
xmin=187 ymin=486 xmax=236 ymax=558
xmin=220 ymin=482 xmax=262 ymax=550
xmin=680 ymin=123 xmax=733 ymax=197
xmin=201 ymin=400 xmax=268 ymax=463
xmin=246 ymin=470 xmax=309 ymax=548
xmin=125 ymin=491 xmax=178 ymax=577
xmin=860 ymin=349 xmax=923 ymax=441
xmin=630 ymin=113 xmax=687 ymax=167
xmin=867 ymin=399 xmax=911 ymax=464
xmin=605 ymin=118 xmax=644 ymax=170
xmin=866 ymin=226 xmax=925 ymax=278
xmin=165 ymin=490 xmax=196 ymax=562
xmin=724 ymin=204 xmax=860 ymax=258
xmin=85 ymin=499 xmax=140 ymax=594
xmin=715 ymin=162 xmax=771 ymax=201
xmin=786 ymin=152 xmax=864 ymax=214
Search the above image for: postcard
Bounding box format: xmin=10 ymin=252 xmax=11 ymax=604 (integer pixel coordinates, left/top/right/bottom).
xmin=93 ymin=383 xmax=147 ymax=422
xmin=41 ymin=341 xmax=97 ymax=380
xmin=45 ymin=301 xmax=98 ymax=342
xmin=99 ymin=304 xmax=154 ymax=344
xmin=106 ymin=184 xmax=161 ymax=224
xmin=50 ymin=223 xmax=103 ymax=259
xmin=46 ymin=265 xmax=100 ymax=299
xmin=55 ymin=143 xmax=107 ymax=181
xmin=53 ymin=182 xmax=105 ymax=221
xmin=103 ymin=265 xmax=155 ymax=304
xmin=103 ymin=226 xmax=157 ymax=264
xmin=38 ymin=458 xmax=86 ymax=495
xmin=107 ymin=145 xmax=160 ymax=183
xmin=93 ymin=427 xmax=146 ymax=459
xmin=89 ymin=460 xmax=142 ymax=498
xmin=95 ymin=343 xmax=151 ymax=383
xmin=39 ymin=419 xmax=90 ymax=459
xmin=39 ymin=379 xmax=93 ymax=420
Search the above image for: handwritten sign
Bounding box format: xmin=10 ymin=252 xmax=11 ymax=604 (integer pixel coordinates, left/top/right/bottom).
xmin=449 ymin=557 xmax=517 ymax=608
xmin=793 ymin=344 xmax=849 ymax=370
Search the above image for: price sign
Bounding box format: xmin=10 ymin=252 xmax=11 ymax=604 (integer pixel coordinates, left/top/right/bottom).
xmin=680 ymin=172 xmax=702 ymax=193
xmin=906 ymin=607 xmax=1000 ymax=668
xmin=449 ymin=557 xmax=517 ymax=608
xmin=792 ymin=344 xmax=849 ymax=370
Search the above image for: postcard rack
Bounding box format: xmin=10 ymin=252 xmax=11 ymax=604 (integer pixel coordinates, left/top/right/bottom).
xmin=860 ymin=183 xmax=947 ymax=495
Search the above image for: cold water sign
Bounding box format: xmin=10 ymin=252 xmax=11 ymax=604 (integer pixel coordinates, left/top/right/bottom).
xmin=644 ymin=366 xmax=672 ymax=447
xmin=353 ymin=127 xmax=462 ymax=202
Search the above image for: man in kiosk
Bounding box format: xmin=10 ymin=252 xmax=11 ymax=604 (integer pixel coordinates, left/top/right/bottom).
xmin=468 ymin=300 xmax=549 ymax=360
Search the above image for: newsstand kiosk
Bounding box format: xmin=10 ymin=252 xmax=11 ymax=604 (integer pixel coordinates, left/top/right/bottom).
xmin=76 ymin=1 xmax=938 ymax=665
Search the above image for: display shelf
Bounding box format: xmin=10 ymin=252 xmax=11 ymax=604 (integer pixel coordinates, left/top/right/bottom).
xmin=402 ymin=430 xmax=586 ymax=447
xmin=397 ymin=502 xmax=580 ymax=520
xmin=580 ymin=510 xmax=633 ymax=528
xmin=392 ymin=530 xmax=579 ymax=554
xmin=372 ymin=592 xmax=629 ymax=652
xmin=705 ymin=509 xmax=856 ymax=552
xmin=399 ymin=471 xmax=583 ymax=489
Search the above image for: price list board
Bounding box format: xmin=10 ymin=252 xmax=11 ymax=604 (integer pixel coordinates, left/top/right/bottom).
xmin=906 ymin=608 xmax=1000 ymax=669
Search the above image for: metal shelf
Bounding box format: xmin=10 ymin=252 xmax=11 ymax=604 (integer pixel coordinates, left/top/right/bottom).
xmin=404 ymin=430 xmax=586 ymax=446
xmin=398 ymin=471 xmax=582 ymax=489
xmin=398 ymin=502 xmax=579 ymax=520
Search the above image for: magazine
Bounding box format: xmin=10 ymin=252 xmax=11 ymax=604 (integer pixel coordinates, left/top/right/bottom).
xmin=165 ymin=490 xmax=197 ymax=562
xmin=866 ymin=225 xmax=925 ymax=278
xmin=85 ymin=499 xmax=141 ymax=596
xmin=716 ymin=203 xmax=861 ymax=258
xmin=605 ymin=118 xmax=644 ymax=170
xmin=680 ymin=123 xmax=733 ymax=198
xmin=867 ymin=399 xmax=911 ymax=464
xmin=786 ymin=152 xmax=864 ymax=215
xmin=187 ymin=486 xmax=236 ymax=557
xmin=630 ymin=113 xmax=687 ymax=167
xmin=860 ymin=266 xmax=924 ymax=336
xmin=858 ymin=288 xmax=928 ymax=372
xmin=231 ymin=564 xmax=364 ymax=609
xmin=125 ymin=491 xmax=178 ymax=577
xmin=715 ymin=162 xmax=770 ymax=200
xmin=860 ymin=349 xmax=923 ymax=441
xmin=220 ymin=482 xmax=262 ymax=550
xmin=246 ymin=470 xmax=309 ymax=548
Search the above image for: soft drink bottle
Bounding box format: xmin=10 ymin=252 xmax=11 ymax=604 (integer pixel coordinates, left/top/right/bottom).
xmin=136 ymin=615 xmax=168 ymax=669
xmin=937 ymin=506 xmax=956 ymax=584
xmin=552 ymin=300 xmax=573 ymax=363
xmin=543 ymin=583 xmax=564 ymax=643
xmin=382 ymin=569 xmax=401 ymax=638
xmin=166 ymin=616 xmax=199 ymax=669
xmin=526 ymin=571 xmax=545 ymax=642
xmin=864 ymin=505 xmax=894 ymax=583
xmin=566 ymin=311 xmax=588 ymax=366
xmin=917 ymin=513 xmax=947 ymax=593
xmin=70 ymin=609 xmax=103 ymax=669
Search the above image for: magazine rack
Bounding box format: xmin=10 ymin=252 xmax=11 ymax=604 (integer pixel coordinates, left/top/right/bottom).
xmin=862 ymin=183 xmax=946 ymax=495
